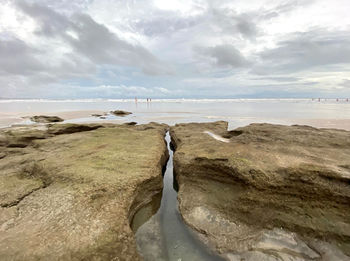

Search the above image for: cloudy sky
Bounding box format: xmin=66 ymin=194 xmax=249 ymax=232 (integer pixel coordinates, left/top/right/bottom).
xmin=1 ymin=0 xmax=350 ymax=98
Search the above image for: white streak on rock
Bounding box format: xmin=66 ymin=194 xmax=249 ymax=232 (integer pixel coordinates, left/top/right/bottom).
xmin=203 ymin=131 xmax=230 ymax=143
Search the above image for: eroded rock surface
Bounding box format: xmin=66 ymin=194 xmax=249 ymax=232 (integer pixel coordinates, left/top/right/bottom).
xmin=0 ymin=123 xmax=168 ymax=260
xmin=170 ymin=121 xmax=350 ymax=260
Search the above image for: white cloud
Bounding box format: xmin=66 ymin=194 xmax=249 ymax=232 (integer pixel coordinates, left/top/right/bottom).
xmin=0 ymin=0 xmax=350 ymax=98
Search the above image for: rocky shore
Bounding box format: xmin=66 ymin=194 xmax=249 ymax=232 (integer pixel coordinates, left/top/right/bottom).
xmin=170 ymin=121 xmax=350 ymax=260
xmin=0 ymin=122 xmax=168 ymax=260
xmin=1 ymin=120 xmax=350 ymax=260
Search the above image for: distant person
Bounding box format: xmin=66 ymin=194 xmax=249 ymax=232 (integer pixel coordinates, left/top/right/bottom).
xmin=135 ymin=97 xmax=138 ymax=103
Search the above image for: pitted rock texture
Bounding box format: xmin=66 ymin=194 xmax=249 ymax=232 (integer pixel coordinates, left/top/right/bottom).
xmin=170 ymin=121 xmax=350 ymax=260
xmin=0 ymin=123 xmax=168 ymax=261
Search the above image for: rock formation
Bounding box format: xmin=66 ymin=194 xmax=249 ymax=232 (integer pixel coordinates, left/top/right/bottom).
xmin=170 ymin=121 xmax=350 ymax=260
xmin=2 ymin=120 xmax=349 ymax=260
xmin=110 ymin=110 xmax=132 ymax=116
xmin=0 ymin=123 xmax=168 ymax=260
xmin=30 ymin=115 xmax=64 ymax=123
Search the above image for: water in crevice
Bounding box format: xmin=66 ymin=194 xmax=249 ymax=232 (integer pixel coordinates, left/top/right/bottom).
xmin=131 ymin=132 xmax=224 ymax=261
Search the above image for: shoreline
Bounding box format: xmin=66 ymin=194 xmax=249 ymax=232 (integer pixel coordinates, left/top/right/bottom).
xmin=1 ymin=110 xmax=350 ymax=131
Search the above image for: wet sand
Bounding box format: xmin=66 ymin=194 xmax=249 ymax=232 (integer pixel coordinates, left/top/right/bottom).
xmin=292 ymin=118 xmax=350 ymax=131
xmin=1 ymin=109 xmax=350 ymax=131
xmin=0 ymin=110 xmax=105 ymax=127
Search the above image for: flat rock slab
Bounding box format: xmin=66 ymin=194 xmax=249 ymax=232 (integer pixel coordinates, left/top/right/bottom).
xmin=170 ymin=121 xmax=350 ymax=260
xmin=0 ymin=123 xmax=168 ymax=260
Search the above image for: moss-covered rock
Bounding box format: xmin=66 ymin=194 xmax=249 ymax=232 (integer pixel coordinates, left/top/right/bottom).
xmin=170 ymin=121 xmax=350 ymax=260
xmin=30 ymin=115 xmax=64 ymax=123
xmin=110 ymin=110 xmax=132 ymax=116
xmin=0 ymin=123 xmax=168 ymax=260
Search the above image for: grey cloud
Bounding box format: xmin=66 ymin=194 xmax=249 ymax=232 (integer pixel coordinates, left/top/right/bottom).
xmin=134 ymin=12 xmax=202 ymax=37
xmin=16 ymin=0 xmax=71 ymax=36
xmin=260 ymin=0 xmax=315 ymax=20
xmin=207 ymin=1 xmax=314 ymax=39
xmin=16 ymin=0 xmax=92 ymax=15
xmin=195 ymin=44 xmax=249 ymax=68
xmin=254 ymin=29 xmax=350 ymax=75
xmin=0 ymin=36 xmax=96 ymax=85
xmin=340 ymin=79 xmax=350 ymax=88
xmin=0 ymin=37 xmax=44 ymax=75
xmin=68 ymin=14 xmax=172 ymax=75
xmin=132 ymin=4 xmax=259 ymax=39
xmin=15 ymin=1 xmax=172 ymax=76
xmin=252 ymin=76 xmax=301 ymax=82
xmin=4 ymin=0 xmax=350 ymax=98
xmin=209 ymin=8 xmax=259 ymax=39
xmin=236 ymin=15 xmax=258 ymax=38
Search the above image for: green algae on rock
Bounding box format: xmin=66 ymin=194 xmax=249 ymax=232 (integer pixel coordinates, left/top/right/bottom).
xmin=0 ymin=123 xmax=168 ymax=260
xmin=30 ymin=115 xmax=64 ymax=123
xmin=170 ymin=121 xmax=350 ymax=260
xmin=110 ymin=110 xmax=132 ymax=116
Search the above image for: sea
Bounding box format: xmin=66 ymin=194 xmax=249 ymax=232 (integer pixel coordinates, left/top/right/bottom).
xmin=1 ymin=98 xmax=350 ymax=130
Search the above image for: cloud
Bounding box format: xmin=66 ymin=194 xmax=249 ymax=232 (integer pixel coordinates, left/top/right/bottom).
xmin=195 ymin=44 xmax=250 ymax=68
xmin=15 ymin=0 xmax=71 ymax=37
xmin=67 ymin=13 xmax=172 ymax=75
xmin=254 ymin=29 xmax=350 ymax=74
xmin=130 ymin=1 xmax=259 ymax=40
xmin=0 ymin=40 xmax=97 ymax=100
xmin=0 ymin=35 xmax=96 ymax=81
xmin=260 ymin=0 xmax=315 ymax=20
xmin=15 ymin=0 xmax=172 ymax=76
xmin=1 ymin=0 xmax=350 ymax=98
xmin=251 ymin=76 xmax=301 ymax=82
xmin=340 ymin=79 xmax=350 ymax=88
xmin=0 ymin=37 xmax=44 ymax=75
xmin=133 ymin=11 xmax=202 ymax=37
xmin=24 ymin=0 xmax=92 ymax=15
xmin=209 ymin=8 xmax=259 ymax=39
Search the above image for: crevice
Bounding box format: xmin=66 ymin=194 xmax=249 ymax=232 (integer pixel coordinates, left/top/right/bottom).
xmin=128 ymin=177 xmax=164 ymax=225
xmin=0 ymin=185 xmax=47 ymax=208
xmin=2 ymin=124 xmax=104 ymax=148
xmin=47 ymin=124 xmax=103 ymax=135
xmin=128 ymin=131 xmax=169 ymax=225
xmin=1 ymin=162 xmax=54 ymax=208
xmin=222 ymin=129 xmax=243 ymax=138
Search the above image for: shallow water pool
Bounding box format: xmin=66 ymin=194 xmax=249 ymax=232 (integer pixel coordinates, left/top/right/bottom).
xmin=131 ymin=132 xmax=224 ymax=261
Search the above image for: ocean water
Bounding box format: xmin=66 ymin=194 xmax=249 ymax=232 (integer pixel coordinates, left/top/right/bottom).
xmin=1 ymin=98 xmax=350 ymax=129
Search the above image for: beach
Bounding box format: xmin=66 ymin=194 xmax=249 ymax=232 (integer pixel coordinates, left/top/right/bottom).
xmin=2 ymin=0 xmax=350 ymax=259
xmin=1 ymin=99 xmax=350 ymax=130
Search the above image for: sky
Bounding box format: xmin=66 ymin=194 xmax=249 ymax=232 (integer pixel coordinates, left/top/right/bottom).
xmin=0 ymin=0 xmax=350 ymax=99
